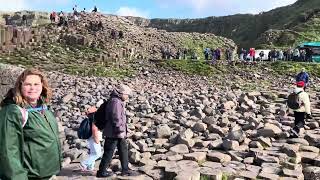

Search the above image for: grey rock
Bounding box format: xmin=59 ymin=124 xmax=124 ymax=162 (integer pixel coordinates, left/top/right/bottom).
xmin=169 ymin=144 xmax=189 ymax=154
xmin=207 ymin=151 xmax=231 ymax=163
xmin=156 ymin=124 xmax=172 ymax=138
xmin=303 ymin=166 xmax=320 ymax=180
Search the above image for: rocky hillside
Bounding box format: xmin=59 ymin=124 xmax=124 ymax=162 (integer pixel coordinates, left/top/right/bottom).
xmin=0 ymin=12 xmax=236 ymax=77
xmin=129 ymin=0 xmax=320 ymax=49
xmin=1 ymin=62 xmax=320 ymax=179
xmin=0 ymin=11 xmax=50 ymax=26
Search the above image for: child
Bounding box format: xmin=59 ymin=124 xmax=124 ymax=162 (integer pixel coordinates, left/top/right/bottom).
xmin=80 ymin=107 xmax=102 ymax=171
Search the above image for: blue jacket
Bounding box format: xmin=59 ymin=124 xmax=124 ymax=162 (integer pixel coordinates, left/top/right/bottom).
xmin=296 ymin=72 xmax=309 ymax=84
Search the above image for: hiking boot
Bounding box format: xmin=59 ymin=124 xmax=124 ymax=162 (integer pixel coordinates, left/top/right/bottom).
xmin=96 ymin=171 xmax=113 ymax=178
xmin=121 ymin=170 xmax=140 ymax=176
xmin=290 ymin=129 xmax=299 ymax=138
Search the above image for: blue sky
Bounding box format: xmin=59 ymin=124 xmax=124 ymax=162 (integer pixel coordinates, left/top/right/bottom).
xmin=0 ymin=0 xmax=297 ymax=19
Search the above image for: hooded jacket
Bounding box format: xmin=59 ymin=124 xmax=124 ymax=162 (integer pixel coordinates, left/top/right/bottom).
xmin=103 ymin=90 xmax=127 ymax=138
xmin=0 ymin=95 xmax=61 ymax=180
xmin=293 ymin=87 xmax=311 ymax=114
xmin=296 ymin=72 xmax=309 ymax=84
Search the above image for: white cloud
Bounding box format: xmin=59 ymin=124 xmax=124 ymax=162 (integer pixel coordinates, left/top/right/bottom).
xmin=115 ymin=7 xmax=149 ymax=18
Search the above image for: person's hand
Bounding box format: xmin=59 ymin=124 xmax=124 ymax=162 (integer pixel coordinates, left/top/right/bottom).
xmin=87 ymin=106 xmax=97 ymax=115
xmin=93 ymin=137 xmax=100 ymax=144
xmin=306 ymin=114 xmax=313 ymax=119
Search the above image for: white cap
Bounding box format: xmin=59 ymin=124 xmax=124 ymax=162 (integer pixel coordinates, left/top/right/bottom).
xmin=117 ymin=84 xmax=132 ymax=96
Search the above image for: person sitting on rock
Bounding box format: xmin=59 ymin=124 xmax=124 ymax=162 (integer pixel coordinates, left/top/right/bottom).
xmin=289 ymin=81 xmax=312 ymax=137
xmin=96 ymin=85 xmax=139 ymax=177
xmin=119 ymin=30 xmax=124 ymax=39
xmin=92 ymin=6 xmax=98 ymax=13
xmin=80 ymin=107 xmax=102 ymax=172
xmin=111 ymin=29 xmax=117 ymax=40
xmin=98 ymin=21 xmax=104 ymax=31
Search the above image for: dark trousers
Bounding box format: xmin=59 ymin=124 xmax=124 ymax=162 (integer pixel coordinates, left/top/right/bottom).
xmin=98 ymin=138 xmax=129 ymax=173
xmin=293 ymin=111 xmax=305 ymax=133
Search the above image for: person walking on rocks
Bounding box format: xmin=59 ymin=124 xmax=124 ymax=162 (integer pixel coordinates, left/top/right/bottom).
xmin=96 ymin=85 xmax=138 ymax=177
xmin=289 ymin=81 xmax=312 ymax=137
xmin=296 ymin=68 xmax=309 ymax=90
xmin=80 ymin=107 xmax=102 ymax=172
xmin=0 ymin=69 xmax=61 ymax=180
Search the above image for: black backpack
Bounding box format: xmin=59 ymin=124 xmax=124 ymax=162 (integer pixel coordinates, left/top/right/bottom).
xmin=287 ymin=91 xmax=302 ymax=109
xmin=77 ymin=116 xmax=93 ymax=139
xmin=93 ymin=99 xmax=110 ymax=130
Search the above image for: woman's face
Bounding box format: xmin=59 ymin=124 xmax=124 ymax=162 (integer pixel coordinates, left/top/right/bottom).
xmin=21 ymin=75 xmax=43 ymax=103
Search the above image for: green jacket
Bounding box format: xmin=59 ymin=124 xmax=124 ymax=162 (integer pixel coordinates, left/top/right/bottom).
xmin=0 ymin=98 xmax=61 ymax=180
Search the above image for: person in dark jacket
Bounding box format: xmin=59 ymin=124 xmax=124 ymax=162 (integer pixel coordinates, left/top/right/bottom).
xmin=0 ymin=69 xmax=61 ymax=180
xmin=96 ymin=85 xmax=138 ymax=177
xmin=296 ymin=68 xmax=309 ymax=89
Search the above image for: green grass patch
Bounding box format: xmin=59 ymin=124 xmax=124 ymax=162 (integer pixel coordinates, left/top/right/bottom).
xmin=160 ymin=60 xmax=217 ymax=76
xmin=0 ymin=42 xmax=135 ymax=79
xmin=158 ymin=59 xmax=320 ymax=80
xmin=270 ymin=61 xmax=320 ymax=77
xmin=181 ymin=37 xmax=223 ymax=60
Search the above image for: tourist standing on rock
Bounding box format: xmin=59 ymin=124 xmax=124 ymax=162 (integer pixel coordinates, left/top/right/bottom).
xmin=96 ymin=85 xmax=138 ymax=177
xmin=226 ymin=47 xmax=233 ymax=64
xmin=289 ymin=81 xmax=312 ymax=137
xmin=50 ymin=11 xmax=56 ymax=23
xmin=293 ymin=48 xmax=300 ymax=61
xmin=296 ymin=68 xmax=309 ymax=90
xmin=215 ymin=48 xmax=221 ymax=60
xmin=239 ymin=48 xmax=245 ymax=61
xmin=306 ymin=48 xmax=313 ymax=62
xmin=183 ymin=48 xmax=188 ymax=59
xmin=211 ymin=48 xmax=216 ymax=63
xmin=0 ymin=69 xmax=61 ymax=180
xmin=300 ymin=49 xmax=306 ymax=62
xmin=278 ymin=50 xmax=284 ymax=61
xmin=58 ymin=11 xmax=65 ymax=26
xmin=270 ymin=49 xmax=277 ymax=62
xmin=22 ymin=14 xmax=27 ymax=26
xmin=249 ymin=48 xmax=255 ymax=62
xmin=204 ymin=48 xmax=210 ymax=61
xmin=80 ymin=107 xmax=102 ymax=172
xmin=259 ymin=51 xmax=264 ymax=62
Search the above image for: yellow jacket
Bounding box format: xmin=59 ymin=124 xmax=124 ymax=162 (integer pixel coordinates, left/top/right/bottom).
xmin=293 ymin=87 xmax=311 ymax=114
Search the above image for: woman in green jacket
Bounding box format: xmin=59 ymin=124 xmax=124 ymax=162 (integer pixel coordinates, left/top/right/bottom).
xmin=0 ymin=69 xmax=61 ymax=180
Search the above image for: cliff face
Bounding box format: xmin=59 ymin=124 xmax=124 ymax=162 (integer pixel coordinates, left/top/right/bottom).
xmin=0 ymin=11 xmax=50 ymax=26
xmin=127 ymin=0 xmax=320 ymax=48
